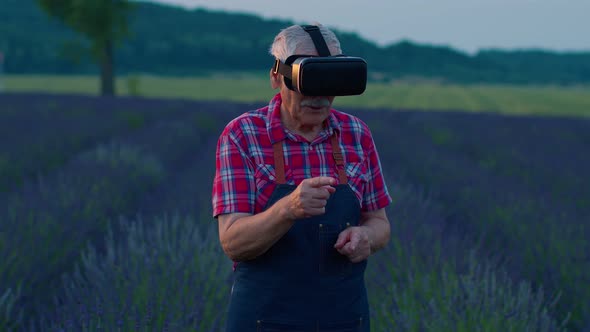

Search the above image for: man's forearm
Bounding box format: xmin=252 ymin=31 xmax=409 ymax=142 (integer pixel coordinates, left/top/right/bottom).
xmin=359 ymin=216 xmax=391 ymax=254
xmin=222 ymin=198 xmax=295 ymax=262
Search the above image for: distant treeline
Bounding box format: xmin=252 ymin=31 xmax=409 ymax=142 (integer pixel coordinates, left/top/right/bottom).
xmin=1 ymin=0 xmax=590 ymax=84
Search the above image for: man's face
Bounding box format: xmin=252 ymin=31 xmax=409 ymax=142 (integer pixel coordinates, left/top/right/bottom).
xmin=270 ymin=55 xmax=335 ymax=129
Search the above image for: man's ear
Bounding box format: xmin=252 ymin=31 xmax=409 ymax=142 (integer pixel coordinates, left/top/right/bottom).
xmin=270 ymin=69 xmax=281 ymax=90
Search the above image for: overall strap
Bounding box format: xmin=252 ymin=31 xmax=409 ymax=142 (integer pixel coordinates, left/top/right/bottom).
xmin=330 ymin=132 xmax=348 ymax=185
xmin=273 ymin=141 xmax=287 ymax=184
xmin=271 ymin=132 xmax=348 ymax=186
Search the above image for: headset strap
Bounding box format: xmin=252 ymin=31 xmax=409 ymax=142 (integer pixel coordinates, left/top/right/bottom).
xmin=272 ymin=59 xmax=292 ymax=78
xmin=300 ymin=25 xmax=332 ymax=57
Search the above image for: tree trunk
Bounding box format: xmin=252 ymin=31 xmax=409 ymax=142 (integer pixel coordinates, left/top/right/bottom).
xmin=100 ymin=40 xmax=115 ymax=96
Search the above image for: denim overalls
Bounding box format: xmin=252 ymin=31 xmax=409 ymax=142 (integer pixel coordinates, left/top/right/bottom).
xmin=225 ymin=132 xmax=370 ymax=332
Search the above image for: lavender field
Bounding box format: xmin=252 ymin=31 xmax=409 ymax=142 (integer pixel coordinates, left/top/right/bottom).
xmin=0 ymin=93 xmax=588 ymax=331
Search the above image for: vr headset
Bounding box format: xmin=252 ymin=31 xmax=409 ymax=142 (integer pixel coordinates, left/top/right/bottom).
xmin=272 ymin=25 xmax=367 ymax=96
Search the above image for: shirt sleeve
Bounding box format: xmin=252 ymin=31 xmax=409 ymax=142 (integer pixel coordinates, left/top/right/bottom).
xmin=212 ymin=123 xmax=256 ymax=219
xmin=361 ymin=125 xmax=393 ymax=212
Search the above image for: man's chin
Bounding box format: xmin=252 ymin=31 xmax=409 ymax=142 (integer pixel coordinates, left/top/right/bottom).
xmin=302 ymin=112 xmax=329 ymax=125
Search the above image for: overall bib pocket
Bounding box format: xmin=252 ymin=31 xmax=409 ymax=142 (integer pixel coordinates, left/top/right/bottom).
xmin=319 ymin=223 xmax=352 ymax=275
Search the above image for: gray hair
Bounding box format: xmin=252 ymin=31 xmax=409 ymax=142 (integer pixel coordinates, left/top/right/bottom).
xmin=269 ymin=23 xmax=342 ymax=62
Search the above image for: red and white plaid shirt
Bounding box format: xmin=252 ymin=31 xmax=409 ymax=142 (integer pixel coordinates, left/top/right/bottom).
xmin=212 ymin=93 xmax=392 ymax=218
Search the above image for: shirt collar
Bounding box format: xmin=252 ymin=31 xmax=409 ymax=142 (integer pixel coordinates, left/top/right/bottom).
xmin=267 ymin=93 xmax=341 ymax=144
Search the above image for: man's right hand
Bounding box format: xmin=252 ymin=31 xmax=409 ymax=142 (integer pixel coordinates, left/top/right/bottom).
xmin=282 ymin=176 xmax=337 ymax=220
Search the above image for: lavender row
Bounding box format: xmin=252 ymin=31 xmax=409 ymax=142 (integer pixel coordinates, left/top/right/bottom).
xmin=0 ymin=93 xmax=198 ymax=194
xmin=346 ymin=108 xmax=589 ymax=330
xmin=0 ymin=142 xmax=165 ymax=329
xmin=370 ymin=246 xmax=568 ymax=331
xmin=406 ymin=110 xmax=590 ymax=214
xmin=90 ymin=104 xmax=584 ymax=326
xmin=381 ymin=129 xmax=585 ymax=329
xmin=366 ymin=180 xmax=567 ymax=331
xmin=0 ymin=93 xmax=584 ymax=329
xmin=0 ymin=287 xmax=22 ymax=332
xmin=30 ymin=214 xmax=230 ymax=332
xmin=28 ymin=179 xmax=566 ymax=331
xmin=134 ymin=135 xmax=220 ymax=233
xmin=124 ymin=107 xmax=240 ymax=240
xmin=0 ymin=109 xmax=227 ymax=329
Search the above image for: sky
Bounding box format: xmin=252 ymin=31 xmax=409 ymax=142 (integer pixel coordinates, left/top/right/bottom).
xmin=148 ymin=0 xmax=589 ymax=54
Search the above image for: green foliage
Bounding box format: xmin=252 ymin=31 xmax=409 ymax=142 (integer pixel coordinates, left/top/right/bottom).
xmin=366 ymin=111 xmax=590 ymax=330
xmin=0 ymin=143 xmax=165 ymax=329
xmin=425 ymin=126 xmax=455 ymax=146
xmin=366 ymin=181 xmax=569 ymax=331
xmin=34 ymin=0 xmax=135 ymax=95
xmin=0 ymin=286 xmax=23 ymax=330
xmin=34 ymin=214 xmax=229 ymax=331
xmin=0 ymin=99 xmax=158 ymax=194
xmin=116 ymin=110 xmax=145 ymax=129
xmin=83 ymin=142 xmax=163 ymax=178
xmin=194 ymin=113 xmax=220 ymax=134
xmin=125 ymin=75 xmax=141 ymax=96
xmin=35 ymin=0 xmax=133 ymax=59
xmin=373 ymin=250 xmax=568 ymax=332
xmin=1 ymin=0 xmax=589 ymax=83
xmin=5 ymin=76 xmax=590 ymax=117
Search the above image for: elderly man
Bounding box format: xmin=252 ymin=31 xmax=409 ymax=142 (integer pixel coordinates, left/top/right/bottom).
xmin=212 ymin=23 xmax=392 ymax=332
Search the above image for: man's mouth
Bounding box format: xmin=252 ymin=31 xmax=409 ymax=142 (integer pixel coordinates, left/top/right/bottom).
xmin=300 ymin=98 xmax=330 ymax=110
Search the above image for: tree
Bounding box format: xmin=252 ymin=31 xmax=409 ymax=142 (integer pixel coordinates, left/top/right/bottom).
xmin=37 ymin=0 xmax=134 ymax=96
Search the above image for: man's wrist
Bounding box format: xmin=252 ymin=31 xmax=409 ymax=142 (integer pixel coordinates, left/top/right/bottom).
xmin=275 ymin=196 xmax=296 ymax=223
xmin=359 ymin=225 xmax=375 ymax=255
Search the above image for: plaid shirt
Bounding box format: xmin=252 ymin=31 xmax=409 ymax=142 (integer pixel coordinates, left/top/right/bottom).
xmin=212 ymin=93 xmax=392 ymax=218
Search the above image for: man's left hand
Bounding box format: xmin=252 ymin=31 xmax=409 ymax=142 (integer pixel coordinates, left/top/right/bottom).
xmin=334 ymin=226 xmax=371 ymax=263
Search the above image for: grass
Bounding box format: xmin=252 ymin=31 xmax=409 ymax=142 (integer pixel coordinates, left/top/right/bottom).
xmin=3 ymin=74 xmax=590 ymax=117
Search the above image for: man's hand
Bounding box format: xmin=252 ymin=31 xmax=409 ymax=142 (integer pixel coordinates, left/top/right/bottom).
xmin=334 ymin=226 xmax=372 ymax=263
xmin=283 ymin=176 xmax=336 ymax=220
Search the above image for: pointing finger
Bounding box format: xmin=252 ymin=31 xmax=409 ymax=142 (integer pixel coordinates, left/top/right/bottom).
xmin=323 ymin=185 xmax=336 ymax=194
xmin=311 ymin=187 xmax=332 ymax=199
xmin=309 ymin=199 xmax=328 ymax=208
xmin=308 ymin=176 xmax=336 ymax=188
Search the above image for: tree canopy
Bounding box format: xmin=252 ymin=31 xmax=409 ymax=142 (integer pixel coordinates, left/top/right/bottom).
xmin=1 ymin=0 xmax=589 ymax=85
xmin=36 ymin=0 xmax=134 ymax=95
